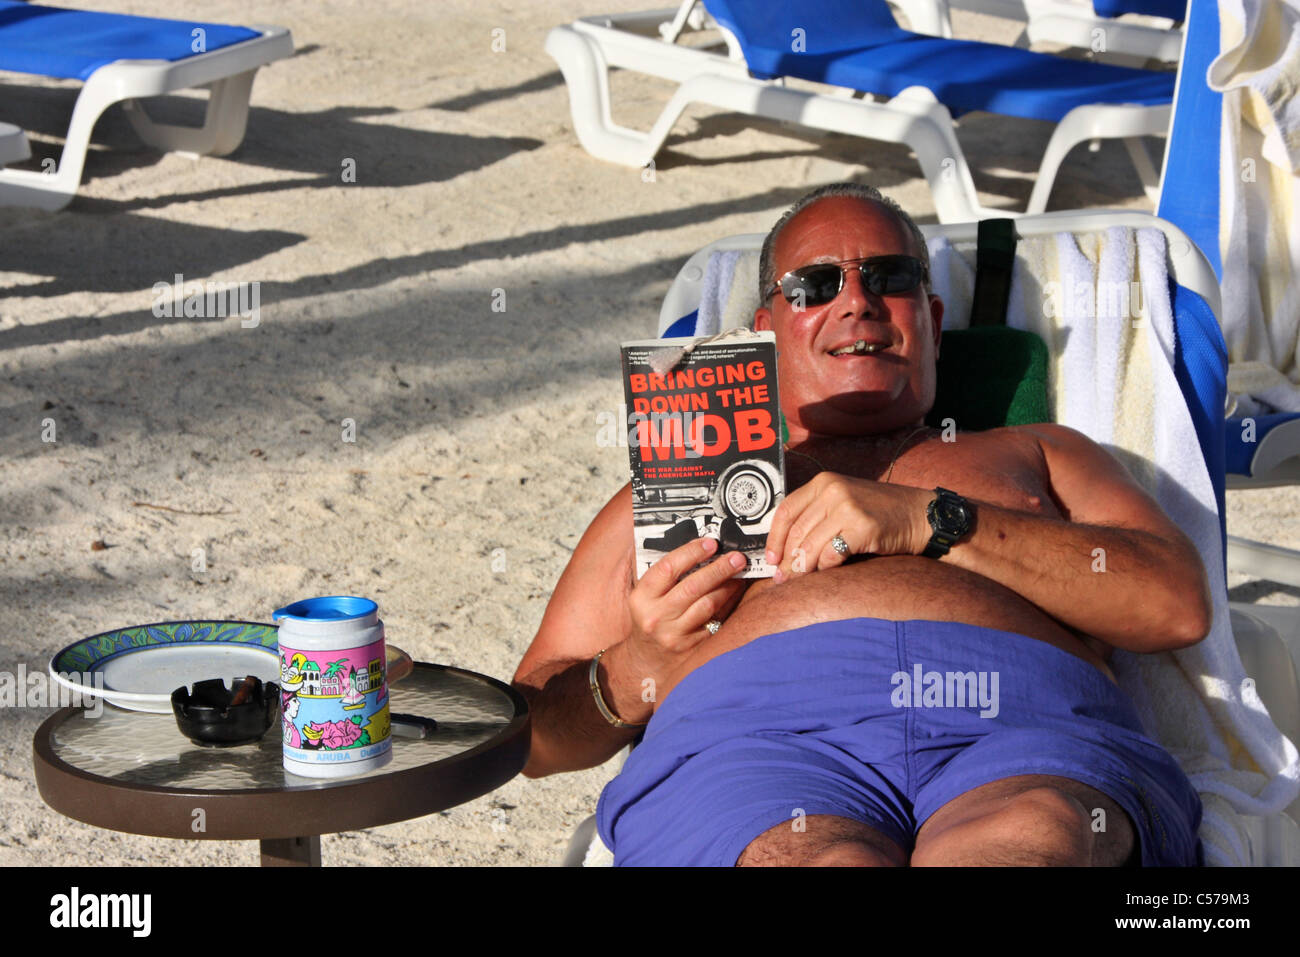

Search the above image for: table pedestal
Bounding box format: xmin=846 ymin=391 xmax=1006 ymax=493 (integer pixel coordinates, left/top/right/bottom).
xmin=260 ymin=835 xmax=322 ymax=866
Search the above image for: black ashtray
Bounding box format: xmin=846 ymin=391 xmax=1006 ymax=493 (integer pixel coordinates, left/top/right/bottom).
xmin=172 ymin=676 xmax=281 ymax=747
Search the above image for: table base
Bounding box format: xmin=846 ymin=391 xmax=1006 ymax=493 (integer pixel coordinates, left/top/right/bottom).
xmin=260 ymin=835 xmax=321 ymax=866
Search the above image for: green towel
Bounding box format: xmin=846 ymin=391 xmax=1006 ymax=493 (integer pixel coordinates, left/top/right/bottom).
xmin=925 ymin=218 xmax=1050 ymax=431
xmin=926 ymin=326 xmax=1051 ymax=430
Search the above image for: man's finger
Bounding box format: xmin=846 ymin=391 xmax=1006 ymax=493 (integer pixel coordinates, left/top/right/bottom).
xmin=809 ymin=518 xmax=855 ymax=569
xmin=764 ymin=485 xmax=810 ymax=566
xmin=670 ymin=549 xmax=748 ymax=609
xmin=713 ymin=578 xmax=750 ymax=620
xmin=684 ymin=576 xmax=749 ymax=633
xmin=640 ymin=536 xmax=720 ymax=597
xmin=778 ymin=499 xmax=830 ymax=573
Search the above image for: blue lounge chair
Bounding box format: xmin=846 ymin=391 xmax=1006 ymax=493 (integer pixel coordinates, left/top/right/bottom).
xmin=0 ymin=1 xmax=292 ymax=209
xmin=546 ymin=0 xmax=1175 ymax=220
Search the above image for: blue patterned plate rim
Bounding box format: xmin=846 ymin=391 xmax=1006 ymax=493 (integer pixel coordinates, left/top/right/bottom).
xmin=50 ymin=619 xmax=279 ymax=675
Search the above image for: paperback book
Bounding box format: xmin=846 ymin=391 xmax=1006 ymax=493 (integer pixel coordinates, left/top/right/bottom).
xmin=620 ymin=330 xmax=784 ymax=579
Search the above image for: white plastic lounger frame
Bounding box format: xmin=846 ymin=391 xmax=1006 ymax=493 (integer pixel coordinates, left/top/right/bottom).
xmin=545 ymin=3 xmax=1170 ymax=222
xmin=0 ymin=25 xmax=292 ymax=211
xmin=0 ymin=120 xmax=28 ymax=167
xmin=1225 ymin=423 xmax=1300 ymax=490
xmin=926 ymin=0 xmax=1184 ymax=63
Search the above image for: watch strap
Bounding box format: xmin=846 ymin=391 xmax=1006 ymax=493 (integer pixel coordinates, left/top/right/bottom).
xmin=922 ymin=533 xmax=957 ymax=559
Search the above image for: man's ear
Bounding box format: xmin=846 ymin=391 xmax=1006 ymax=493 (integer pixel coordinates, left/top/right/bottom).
xmin=754 ymin=306 xmax=772 ymax=332
xmin=928 ymin=295 xmax=944 ymax=357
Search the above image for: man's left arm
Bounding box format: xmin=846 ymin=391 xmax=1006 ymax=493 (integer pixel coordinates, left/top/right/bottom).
xmin=916 ymin=424 xmax=1213 ymax=652
xmin=766 ymin=424 xmax=1213 ymax=653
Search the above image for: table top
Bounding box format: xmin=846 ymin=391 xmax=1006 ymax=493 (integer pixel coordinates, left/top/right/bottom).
xmin=33 ymin=663 xmax=530 ymax=841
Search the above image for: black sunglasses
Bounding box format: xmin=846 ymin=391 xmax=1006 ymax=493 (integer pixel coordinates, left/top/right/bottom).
xmin=769 ymin=255 xmax=928 ymax=307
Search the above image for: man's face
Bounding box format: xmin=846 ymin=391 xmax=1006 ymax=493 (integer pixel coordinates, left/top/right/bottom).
xmin=755 ymin=196 xmax=944 ymax=441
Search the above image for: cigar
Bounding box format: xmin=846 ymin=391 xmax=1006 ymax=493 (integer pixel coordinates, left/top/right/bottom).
xmin=228 ymin=675 xmax=258 ymax=708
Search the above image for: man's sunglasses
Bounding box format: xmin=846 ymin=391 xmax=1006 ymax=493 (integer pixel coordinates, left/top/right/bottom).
xmin=769 ymin=255 xmax=928 ymax=307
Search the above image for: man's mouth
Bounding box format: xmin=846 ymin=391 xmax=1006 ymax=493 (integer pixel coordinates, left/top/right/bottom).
xmin=828 ymin=339 xmax=887 ymax=356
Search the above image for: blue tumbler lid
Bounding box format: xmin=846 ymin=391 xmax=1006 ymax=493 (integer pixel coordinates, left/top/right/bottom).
xmin=272 ymin=596 xmax=377 ymax=622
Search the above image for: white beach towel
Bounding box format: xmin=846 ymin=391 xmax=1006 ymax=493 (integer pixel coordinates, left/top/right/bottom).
xmin=673 ymin=228 xmax=1300 ymax=865
xmin=1208 ymin=0 xmax=1300 ymax=413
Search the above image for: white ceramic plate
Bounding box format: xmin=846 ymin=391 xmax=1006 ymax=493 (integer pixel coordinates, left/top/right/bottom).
xmin=49 ymin=620 xmax=280 ymax=714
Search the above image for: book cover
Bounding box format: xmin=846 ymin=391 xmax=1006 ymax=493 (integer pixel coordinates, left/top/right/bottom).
xmin=621 ymin=330 xmax=784 ymax=579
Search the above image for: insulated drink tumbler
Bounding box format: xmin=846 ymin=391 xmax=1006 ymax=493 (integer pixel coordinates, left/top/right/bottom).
xmin=274 ymin=596 xmax=393 ymax=778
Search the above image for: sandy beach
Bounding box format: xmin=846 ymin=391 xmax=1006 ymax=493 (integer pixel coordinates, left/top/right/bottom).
xmin=1 ymin=0 xmax=1296 ymax=866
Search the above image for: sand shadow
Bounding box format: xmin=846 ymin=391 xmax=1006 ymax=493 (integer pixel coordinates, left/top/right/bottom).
xmin=0 ymin=216 xmax=305 ymax=302
xmin=0 ymin=185 xmax=813 ymax=349
xmin=0 ymin=83 xmax=544 ymax=208
xmin=427 ymin=71 xmax=565 ymax=112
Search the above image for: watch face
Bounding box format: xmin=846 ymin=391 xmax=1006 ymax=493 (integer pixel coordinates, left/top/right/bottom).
xmin=937 ymin=499 xmax=968 ymax=528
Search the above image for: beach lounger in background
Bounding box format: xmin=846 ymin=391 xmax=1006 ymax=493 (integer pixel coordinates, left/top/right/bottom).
xmin=563 ymin=208 xmax=1300 ymax=865
xmin=922 ymin=0 xmax=1185 ymax=63
xmin=0 ymin=119 xmax=27 ymax=166
xmin=0 ymin=1 xmax=292 ymax=210
xmin=546 ymin=0 xmax=1175 ymax=221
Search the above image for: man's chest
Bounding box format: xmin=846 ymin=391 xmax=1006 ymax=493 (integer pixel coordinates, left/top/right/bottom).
xmin=786 ymin=428 xmax=1062 ymax=519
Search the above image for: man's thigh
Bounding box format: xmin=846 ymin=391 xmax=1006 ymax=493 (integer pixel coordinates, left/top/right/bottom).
xmin=913 ymin=774 xmax=1136 ymax=866
xmin=739 ymin=814 xmax=909 ymax=867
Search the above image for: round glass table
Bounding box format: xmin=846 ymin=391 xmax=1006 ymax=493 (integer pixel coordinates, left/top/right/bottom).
xmin=33 ymin=663 xmax=530 ymax=865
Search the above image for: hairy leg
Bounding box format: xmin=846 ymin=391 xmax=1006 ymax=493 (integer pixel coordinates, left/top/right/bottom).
xmin=738 ymin=814 xmax=908 ymax=867
xmin=911 ymin=774 xmax=1136 ymax=866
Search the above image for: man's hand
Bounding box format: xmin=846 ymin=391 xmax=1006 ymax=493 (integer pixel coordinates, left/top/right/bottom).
xmin=625 ymin=537 xmax=749 ymax=694
xmin=764 ymin=472 xmax=931 ymax=581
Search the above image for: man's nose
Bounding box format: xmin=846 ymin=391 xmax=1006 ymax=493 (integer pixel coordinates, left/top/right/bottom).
xmin=837 ymin=264 xmax=881 ymax=320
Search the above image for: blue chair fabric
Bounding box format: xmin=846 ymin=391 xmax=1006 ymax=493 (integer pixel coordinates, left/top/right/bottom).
xmin=0 ymin=0 xmax=258 ymax=81
xmin=704 ymin=0 xmax=1175 ymax=122
xmin=1093 ymin=0 xmax=1187 ymax=20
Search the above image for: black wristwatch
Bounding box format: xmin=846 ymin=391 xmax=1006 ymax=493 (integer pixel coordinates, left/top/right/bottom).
xmin=923 ymin=487 xmax=974 ymax=559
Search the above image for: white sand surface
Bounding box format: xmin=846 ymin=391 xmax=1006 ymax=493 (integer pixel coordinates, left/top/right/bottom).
xmin=1 ymin=0 xmax=1296 ymax=866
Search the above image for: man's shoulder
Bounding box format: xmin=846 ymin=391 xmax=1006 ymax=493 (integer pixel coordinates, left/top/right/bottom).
xmin=984 ymin=422 xmax=1095 ymax=452
xmin=965 ymin=423 xmax=1112 ymax=482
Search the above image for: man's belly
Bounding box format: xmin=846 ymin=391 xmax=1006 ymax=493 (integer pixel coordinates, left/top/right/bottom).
xmin=661 ymin=557 xmax=1115 ymax=705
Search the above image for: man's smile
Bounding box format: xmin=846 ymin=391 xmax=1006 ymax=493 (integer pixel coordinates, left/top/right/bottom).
xmin=828 ymin=338 xmax=890 ymax=357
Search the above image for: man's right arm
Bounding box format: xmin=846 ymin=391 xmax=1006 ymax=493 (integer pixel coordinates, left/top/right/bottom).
xmin=512 ymin=485 xmax=650 ymax=777
xmin=513 ymin=484 xmax=748 ymax=777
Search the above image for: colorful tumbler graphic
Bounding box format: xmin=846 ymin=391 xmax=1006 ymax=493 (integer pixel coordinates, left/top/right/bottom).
xmin=274 ymin=596 xmax=392 ymax=778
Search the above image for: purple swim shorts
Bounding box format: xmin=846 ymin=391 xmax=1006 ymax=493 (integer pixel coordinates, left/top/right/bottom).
xmin=596 ymin=617 xmax=1203 ymax=866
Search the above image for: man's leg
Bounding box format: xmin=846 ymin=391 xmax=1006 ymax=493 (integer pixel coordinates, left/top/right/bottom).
xmin=911 ymin=774 xmax=1136 ymax=866
xmin=738 ymin=815 xmax=908 ymax=867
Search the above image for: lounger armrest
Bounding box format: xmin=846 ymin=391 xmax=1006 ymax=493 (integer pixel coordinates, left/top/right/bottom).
xmin=1226 ymin=414 xmax=1300 ymax=488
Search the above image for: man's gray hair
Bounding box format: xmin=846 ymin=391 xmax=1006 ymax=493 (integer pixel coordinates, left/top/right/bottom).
xmin=759 ymin=182 xmax=932 ymax=303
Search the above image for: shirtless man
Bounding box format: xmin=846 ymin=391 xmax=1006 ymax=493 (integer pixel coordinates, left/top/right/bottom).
xmin=513 ymin=183 xmax=1211 ymax=866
